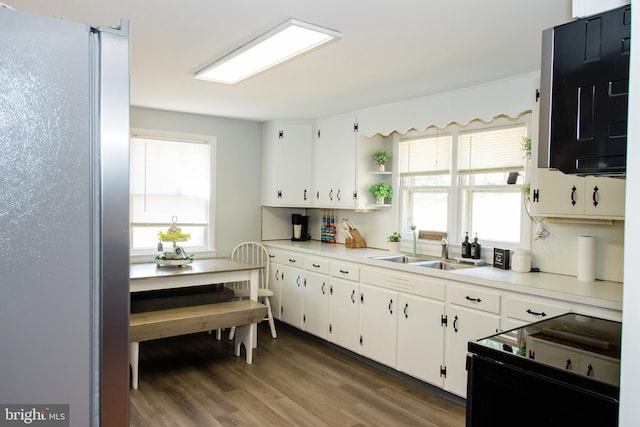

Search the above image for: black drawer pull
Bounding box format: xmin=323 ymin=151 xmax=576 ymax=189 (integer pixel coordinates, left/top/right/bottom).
xmin=289 ymin=258 xmax=296 ymax=263
xmin=465 ymin=296 xmax=482 ymax=303
xmin=526 ymin=309 xmax=547 ymax=317
xmin=312 ymin=263 xmax=321 ymax=268
xmin=339 ymin=269 xmax=349 ymax=274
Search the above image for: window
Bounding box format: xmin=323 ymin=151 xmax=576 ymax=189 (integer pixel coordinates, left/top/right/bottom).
xmin=129 ymin=132 xmax=215 ymax=255
xmin=399 ymin=114 xmax=530 ymax=250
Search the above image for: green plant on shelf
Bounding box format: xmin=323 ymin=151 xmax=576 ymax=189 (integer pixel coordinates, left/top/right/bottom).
xmin=372 ymin=149 xmax=391 ymax=164
xmin=369 ymin=182 xmax=393 ymax=203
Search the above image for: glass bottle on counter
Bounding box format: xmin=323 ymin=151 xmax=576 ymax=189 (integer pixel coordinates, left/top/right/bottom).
xmin=470 ymin=233 xmax=481 ymax=259
xmin=461 ymin=232 xmax=471 ymax=258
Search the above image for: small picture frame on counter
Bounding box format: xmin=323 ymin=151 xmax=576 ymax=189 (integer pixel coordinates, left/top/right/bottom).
xmin=493 ymin=248 xmax=510 ymax=270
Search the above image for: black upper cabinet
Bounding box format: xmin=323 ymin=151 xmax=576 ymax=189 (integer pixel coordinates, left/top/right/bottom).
xmin=539 ymin=5 xmax=631 ymax=175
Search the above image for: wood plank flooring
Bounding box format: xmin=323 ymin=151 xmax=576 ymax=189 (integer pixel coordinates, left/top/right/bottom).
xmin=129 ymin=323 xmax=466 ymax=427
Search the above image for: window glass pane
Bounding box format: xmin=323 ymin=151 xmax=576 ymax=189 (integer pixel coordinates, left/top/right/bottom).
xmin=460 ymin=172 xmax=524 ymax=186
xmin=470 ymin=191 xmax=521 ymax=242
xmin=410 ymin=192 xmax=448 ymax=232
xmin=401 ymin=174 xmax=451 ymax=187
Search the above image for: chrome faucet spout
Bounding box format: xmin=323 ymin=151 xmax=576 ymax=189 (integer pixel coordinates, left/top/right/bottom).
xmin=441 ymin=235 xmax=448 ymax=260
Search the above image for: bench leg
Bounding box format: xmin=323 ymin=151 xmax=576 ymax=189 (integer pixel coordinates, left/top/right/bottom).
xmin=130 ymin=342 xmax=139 ymax=390
xmin=234 ymin=324 xmax=254 ymax=364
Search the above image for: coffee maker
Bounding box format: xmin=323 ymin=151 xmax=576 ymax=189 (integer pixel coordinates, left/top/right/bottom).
xmin=291 ymin=214 xmax=311 ymax=241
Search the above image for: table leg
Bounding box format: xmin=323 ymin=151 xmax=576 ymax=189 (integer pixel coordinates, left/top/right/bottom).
xmin=130 ymin=342 xmax=139 ymax=389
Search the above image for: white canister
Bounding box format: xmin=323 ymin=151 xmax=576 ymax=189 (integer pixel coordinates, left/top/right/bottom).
xmin=511 ymin=249 xmax=531 ymax=273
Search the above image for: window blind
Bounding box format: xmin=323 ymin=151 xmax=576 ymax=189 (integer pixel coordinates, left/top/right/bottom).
xmin=458 ymin=125 xmax=526 ymax=174
xmin=399 ymin=135 xmax=452 ymax=175
xmin=130 ymin=137 xmax=210 ymax=225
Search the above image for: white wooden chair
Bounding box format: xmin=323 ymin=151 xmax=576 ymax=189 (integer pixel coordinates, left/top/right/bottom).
xmin=226 ymin=241 xmax=277 ymax=339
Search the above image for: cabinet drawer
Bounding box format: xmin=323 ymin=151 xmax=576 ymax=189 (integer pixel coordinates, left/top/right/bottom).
xmin=330 ymin=262 xmax=360 ymax=281
xmin=272 ymin=251 xmax=304 ymax=267
xmin=304 ymin=256 xmax=329 ymax=274
xmin=448 ymin=284 xmax=500 ymax=314
xmin=504 ymin=296 xmax=570 ymax=323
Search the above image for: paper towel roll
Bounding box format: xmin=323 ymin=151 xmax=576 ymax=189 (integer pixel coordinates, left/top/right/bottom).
xmin=577 ymin=236 xmax=596 ymax=281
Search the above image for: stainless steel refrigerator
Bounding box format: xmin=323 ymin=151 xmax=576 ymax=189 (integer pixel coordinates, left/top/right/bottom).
xmin=0 ymin=6 xmax=130 ymax=426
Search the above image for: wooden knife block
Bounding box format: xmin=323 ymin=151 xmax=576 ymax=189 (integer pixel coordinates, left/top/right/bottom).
xmin=345 ymin=229 xmax=366 ymax=248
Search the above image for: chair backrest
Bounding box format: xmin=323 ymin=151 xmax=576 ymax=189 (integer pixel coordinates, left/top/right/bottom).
xmin=230 ymin=241 xmax=270 ymax=290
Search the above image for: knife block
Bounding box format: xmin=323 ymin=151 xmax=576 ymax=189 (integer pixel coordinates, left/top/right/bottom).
xmin=345 ymin=229 xmax=366 ymax=248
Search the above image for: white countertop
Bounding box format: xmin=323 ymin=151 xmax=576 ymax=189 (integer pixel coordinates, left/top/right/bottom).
xmin=263 ymin=240 xmax=623 ymax=311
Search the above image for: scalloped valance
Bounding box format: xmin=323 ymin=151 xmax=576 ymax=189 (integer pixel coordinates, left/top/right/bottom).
xmin=357 ymin=73 xmax=539 ymax=138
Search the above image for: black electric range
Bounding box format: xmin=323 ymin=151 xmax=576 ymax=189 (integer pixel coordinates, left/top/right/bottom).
xmin=466 ymin=313 xmax=621 ymax=427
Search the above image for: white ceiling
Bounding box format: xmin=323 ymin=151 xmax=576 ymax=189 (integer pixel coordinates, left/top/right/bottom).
xmin=8 ymin=0 xmax=572 ymax=122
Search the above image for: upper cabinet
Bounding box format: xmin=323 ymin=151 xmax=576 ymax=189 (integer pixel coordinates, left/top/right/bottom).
xmin=531 ymin=169 xmax=625 ymax=219
xmin=313 ymin=116 xmax=359 ymax=208
xmin=262 ymin=121 xmax=313 ymax=207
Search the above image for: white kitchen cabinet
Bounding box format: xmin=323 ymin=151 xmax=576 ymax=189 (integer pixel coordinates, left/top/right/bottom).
xmin=445 ymin=284 xmax=501 ymax=398
xmin=262 ymin=121 xmax=313 ymax=206
xmin=313 ymin=116 xmax=359 ymax=208
xmin=397 ymin=293 xmax=446 ymax=387
xmin=358 ymin=284 xmax=398 ymax=367
xmin=277 ymin=252 xmax=304 ymax=328
xmin=328 ymin=277 xmax=360 ymax=352
xmin=531 ymin=168 xmax=625 ymax=219
xmin=269 ymin=259 xmax=283 ymax=321
xmin=302 ymin=270 xmax=329 ymax=339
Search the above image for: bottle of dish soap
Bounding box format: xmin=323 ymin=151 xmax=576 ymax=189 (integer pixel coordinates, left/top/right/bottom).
xmin=470 ymin=233 xmax=481 ymax=259
xmin=461 ymin=232 xmax=471 ymax=258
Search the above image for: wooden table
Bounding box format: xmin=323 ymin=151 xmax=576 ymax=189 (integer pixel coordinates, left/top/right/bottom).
xmin=129 ymin=258 xmax=265 ymax=389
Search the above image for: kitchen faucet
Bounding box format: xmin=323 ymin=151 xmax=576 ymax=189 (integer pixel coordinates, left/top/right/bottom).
xmin=441 ymin=234 xmax=448 ymax=260
xmin=411 ymin=225 xmax=417 ymax=256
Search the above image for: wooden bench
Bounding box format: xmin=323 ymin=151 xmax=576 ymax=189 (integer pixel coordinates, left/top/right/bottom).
xmin=129 ymin=299 xmax=267 ymax=389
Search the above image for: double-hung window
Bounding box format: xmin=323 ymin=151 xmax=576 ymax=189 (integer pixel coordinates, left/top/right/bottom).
xmin=129 ymin=132 xmax=215 ymax=255
xmin=399 ymin=114 xmax=530 ymax=251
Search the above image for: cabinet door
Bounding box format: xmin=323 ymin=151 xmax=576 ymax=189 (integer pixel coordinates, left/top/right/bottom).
xmin=397 ymin=294 xmax=445 ymax=387
xmin=279 ymin=123 xmax=312 ymax=206
xmin=280 ymin=265 xmax=303 ymax=328
xmin=302 ymin=270 xmax=329 ymax=339
xmin=314 ymin=116 xmax=358 ymax=208
xmin=358 ymin=284 xmax=397 ymax=367
xmin=527 ymin=336 xmax=581 ymax=373
xmin=583 ymin=176 xmax=625 ymax=218
xmin=328 ymin=277 xmax=359 ymax=352
xmin=445 ymin=305 xmax=500 ymax=398
xmin=269 ymin=261 xmax=284 ymax=320
xmin=532 ymin=169 xmax=585 ymax=217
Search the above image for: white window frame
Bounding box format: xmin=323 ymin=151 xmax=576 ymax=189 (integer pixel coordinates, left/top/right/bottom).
xmin=129 ymin=128 xmax=217 ymax=262
xmin=397 ymin=114 xmax=532 ymax=257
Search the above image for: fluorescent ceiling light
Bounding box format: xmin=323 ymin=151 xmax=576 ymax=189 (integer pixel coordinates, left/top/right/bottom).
xmin=194 ymin=18 xmax=341 ymax=84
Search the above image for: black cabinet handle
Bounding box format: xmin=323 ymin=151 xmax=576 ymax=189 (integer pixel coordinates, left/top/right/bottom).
xmin=288 ymin=258 xmax=296 ymax=263
xmin=388 ymin=299 xmax=393 ymax=314
xmin=592 ymin=186 xmax=599 ymax=207
xmin=351 ymin=290 xmax=356 ymax=304
xmin=312 ymin=263 xmax=320 ymax=268
xmin=404 ymin=303 xmax=409 ymax=319
xmin=321 ymin=282 xmax=326 ymax=295
xmin=360 ymin=293 xmax=364 ymax=303
xmin=339 ymin=269 xmax=349 ymax=275
xmin=337 ymin=189 xmax=342 ymax=201
xmin=587 ymin=364 xmax=594 ymax=377
xmin=330 ymin=285 xmax=333 ymax=295
xmin=296 ymin=276 xmax=301 ymax=287
xmin=304 ymin=189 xmax=307 ymax=201
xmin=303 ymin=278 xmax=307 ymax=287
xmin=526 ymin=309 xmax=547 ymax=317
xmin=566 ymin=359 xmax=572 ymax=370
xmin=570 ymin=186 xmax=577 ymax=206
xmin=465 ymin=296 xmax=482 ymax=303
xmin=453 ymin=315 xmax=459 ymax=333
xmin=329 ymin=189 xmax=333 ymax=200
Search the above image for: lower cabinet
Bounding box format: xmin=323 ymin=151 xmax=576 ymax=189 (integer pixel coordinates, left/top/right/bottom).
xmin=358 ymin=284 xmax=398 ymax=367
xmin=328 ymin=277 xmax=360 ymax=352
xmin=280 ymin=264 xmax=304 ymax=328
xmin=302 ymin=270 xmax=329 ymax=339
xmin=397 ymin=293 xmax=446 ymax=387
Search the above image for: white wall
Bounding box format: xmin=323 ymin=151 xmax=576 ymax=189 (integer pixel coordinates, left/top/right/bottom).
xmin=619 ymin=1 xmax=639 ymax=423
xmin=130 ymin=107 xmax=263 ymax=256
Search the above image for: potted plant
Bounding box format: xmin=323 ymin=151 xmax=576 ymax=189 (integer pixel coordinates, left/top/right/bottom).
xmin=387 ymin=231 xmax=402 ymax=254
xmin=369 ymin=182 xmax=393 ymax=205
xmin=372 ymin=149 xmax=391 ymax=172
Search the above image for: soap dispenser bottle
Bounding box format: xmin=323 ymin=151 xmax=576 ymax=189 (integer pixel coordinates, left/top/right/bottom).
xmin=470 ymin=233 xmax=481 ymax=259
xmin=461 ymin=232 xmax=471 ymax=258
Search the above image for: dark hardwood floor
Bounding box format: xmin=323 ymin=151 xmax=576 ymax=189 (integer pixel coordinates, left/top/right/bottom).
xmin=129 ymin=323 xmax=466 ymax=427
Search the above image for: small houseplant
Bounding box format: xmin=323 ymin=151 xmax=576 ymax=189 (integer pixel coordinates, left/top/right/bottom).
xmin=387 ymin=232 xmax=401 ymax=253
xmin=369 ymin=182 xmax=393 ymax=204
xmin=372 ymin=149 xmax=391 ymax=172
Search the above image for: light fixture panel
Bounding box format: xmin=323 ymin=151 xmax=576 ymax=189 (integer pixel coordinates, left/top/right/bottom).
xmin=194 ymin=19 xmax=341 ymax=84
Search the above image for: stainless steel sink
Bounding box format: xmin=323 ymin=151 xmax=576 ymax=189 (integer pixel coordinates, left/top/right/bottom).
xmin=410 ymin=260 xmax=476 ymax=270
xmin=370 ymin=254 xmax=437 ymax=264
